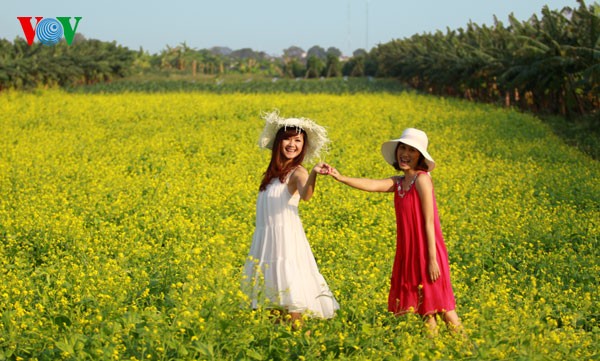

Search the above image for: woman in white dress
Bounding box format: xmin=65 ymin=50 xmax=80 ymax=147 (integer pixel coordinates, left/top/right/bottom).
xmin=243 ymin=111 xmax=339 ymax=327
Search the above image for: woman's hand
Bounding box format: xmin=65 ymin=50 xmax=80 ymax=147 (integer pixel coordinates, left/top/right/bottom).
xmin=428 ymin=258 xmax=440 ymax=282
xmin=312 ymin=163 xmax=331 ymax=175
xmin=317 ymin=163 xmax=342 ymax=180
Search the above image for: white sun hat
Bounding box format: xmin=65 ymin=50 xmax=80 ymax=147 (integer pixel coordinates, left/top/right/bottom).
xmin=258 ymin=110 xmax=329 ymax=162
xmin=381 ymin=128 xmax=436 ymax=171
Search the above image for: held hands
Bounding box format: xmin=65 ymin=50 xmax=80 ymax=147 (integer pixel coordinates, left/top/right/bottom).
xmin=313 ymin=163 xmax=341 ymax=180
xmin=312 ymin=163 xmax=330 ymax=175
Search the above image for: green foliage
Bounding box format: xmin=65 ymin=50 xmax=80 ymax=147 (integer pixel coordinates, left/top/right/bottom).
xmin=66 ymin=76 xmax=407 ymax=94
xmin=305 ymin=55 xmax=325 ymax=78
xmin=373 ymin=0 xmax=599 ymax=118
xmin=0 ymin=38 xmax=135 ymax=90
xmin=325 ymin=54 xmax=342 ymax=78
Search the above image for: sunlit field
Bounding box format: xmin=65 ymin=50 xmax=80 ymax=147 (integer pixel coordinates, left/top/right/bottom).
xmin=0 ymin=90 xmax=598 ymax=360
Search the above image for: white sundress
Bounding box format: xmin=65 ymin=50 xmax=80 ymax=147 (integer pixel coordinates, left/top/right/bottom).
xmin=243 ymin=171 xmax=339 ymax=318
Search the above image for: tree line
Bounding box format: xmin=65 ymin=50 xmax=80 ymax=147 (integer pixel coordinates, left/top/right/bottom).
xmin=0 ymin=36 xmax=135 ymax=90
xmin=374 ymin=0 xmax=599 ymax=119
xmin=0 ymin=1 xmax=597 ymax=119
xmin=0 ymin=37 xmax=375 ymax=88
xmin=139 ymin=43 xmax=371 ymax=79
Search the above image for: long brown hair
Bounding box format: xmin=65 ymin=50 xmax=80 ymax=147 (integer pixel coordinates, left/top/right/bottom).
xmin=259 ymin=126 xmax=308 ymax=191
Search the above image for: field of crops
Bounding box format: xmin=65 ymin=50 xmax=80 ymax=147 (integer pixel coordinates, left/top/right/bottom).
xmin=0 ymin=89 xmax=598 ymax=360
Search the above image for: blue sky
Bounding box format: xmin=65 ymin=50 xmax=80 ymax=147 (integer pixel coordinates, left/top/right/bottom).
xmin=1 ymin=0 xmax=587 ymax=56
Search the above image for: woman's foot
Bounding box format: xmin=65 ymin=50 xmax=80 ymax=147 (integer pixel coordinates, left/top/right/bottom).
xmin=424 ymin=314 xmax=439 ymax=337
xmin=290 ymin=312 xmax=303 ymax=330
xmin=442 ymin=310 xmax=463 ymax=334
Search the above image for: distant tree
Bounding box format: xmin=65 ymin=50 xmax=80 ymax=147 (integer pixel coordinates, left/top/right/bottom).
xmin=158 ymin=45 xmax=180 ymax=69
xmin=283 ymin=46 xmax=305 ymax=60
xmin=305 ymin=55 xmax=325 ymax=78
xmin=281 ymin=57 xmax=305 ymax=78
xmin=231 ymin=48 xmax=257 ymax=59
xmin=326 ymin=47 xmax=342 ymax=58
xmin=229 ymin=48 xmax=259 ymax=73
xmin=281 ymin=46 xmax=306 ymax=78
xmin=364 ymin=55 xmax=378 ymax=76
xmin=353 ymin=48 xmax=367 ymax=57
xmin=349 ymin=57 xmax=365 ymax=77
xmin=342 ymin=53 xmax=373 ymax=77
xmin=372 ymin=0 xmax=598 ymax=118
xmin=0 ymin=37 xmax=136 ymax=89
xmin=307 ymin=45 xmax=326 ymax=60
xmin=133 ymin=48 xmax=152 ymax=72
xmin=325 ymin=53 xmax=342 ymax=77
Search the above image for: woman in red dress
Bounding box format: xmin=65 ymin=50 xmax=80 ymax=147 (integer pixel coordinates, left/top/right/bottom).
xmin=323 ymin=128 xmax=462 ymax=333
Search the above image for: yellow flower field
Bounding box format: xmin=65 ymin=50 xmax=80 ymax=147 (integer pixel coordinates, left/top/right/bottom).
xmin=0 ymin=90 xmax=598 ymax=360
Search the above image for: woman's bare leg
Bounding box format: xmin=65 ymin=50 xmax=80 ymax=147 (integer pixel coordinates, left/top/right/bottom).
xmin=289 ymin=312 xmax=303 ymax=330
xmin=269 ymin=309 xmax=283 ymax=324
xmin=424 ymin=314 xmax=439 ymax=336
xmin=442 ymin=310 xmax=462 ymax=332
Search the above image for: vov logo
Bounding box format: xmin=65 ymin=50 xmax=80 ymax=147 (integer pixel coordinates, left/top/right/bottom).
xmin=17 ymin=17 xmax=82 ymax=46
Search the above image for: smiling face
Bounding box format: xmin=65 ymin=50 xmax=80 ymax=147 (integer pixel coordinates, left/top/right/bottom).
xmin=260 ymin=127 xmax=308 ymax=191
xmin=280 ymin=132 xmax=305 ymax=160
xmin=395 ymin=142 xmax=423 ymax=171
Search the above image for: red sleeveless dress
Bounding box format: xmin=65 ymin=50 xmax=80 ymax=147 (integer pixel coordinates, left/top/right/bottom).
xmin=388 ymin=171 xmax=456 ymax=315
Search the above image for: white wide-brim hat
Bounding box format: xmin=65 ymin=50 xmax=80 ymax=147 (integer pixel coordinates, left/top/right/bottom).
xmin=381 ymin=128 xmax=435 ymax=171
xmin=258 ymin=110 xmax=329 ymax=162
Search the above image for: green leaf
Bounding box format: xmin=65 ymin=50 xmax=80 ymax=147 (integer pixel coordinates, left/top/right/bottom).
xmin=246 ymin=349 xmax=264 ymax=360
